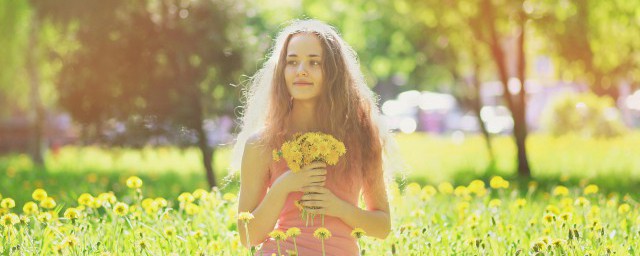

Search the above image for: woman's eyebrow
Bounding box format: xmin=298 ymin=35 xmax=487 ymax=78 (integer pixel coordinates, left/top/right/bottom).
xmin=286 ymin=54 xmax=322 ymax=58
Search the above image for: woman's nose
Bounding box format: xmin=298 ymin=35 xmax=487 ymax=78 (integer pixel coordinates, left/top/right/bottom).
xmin=296 ymin=63 xmax=308 ymax=76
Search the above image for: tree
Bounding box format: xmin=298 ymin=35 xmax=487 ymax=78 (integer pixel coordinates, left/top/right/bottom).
xmin=33 ymin=0 xmax=248 ymax=187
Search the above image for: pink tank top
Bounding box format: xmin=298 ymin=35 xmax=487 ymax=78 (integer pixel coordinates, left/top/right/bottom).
xmin=257 ymin=160 xmax=362 ymax=256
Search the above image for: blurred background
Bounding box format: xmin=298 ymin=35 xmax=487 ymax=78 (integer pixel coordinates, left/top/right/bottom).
xmin=1 ymin=0 xmax=639 ymax=206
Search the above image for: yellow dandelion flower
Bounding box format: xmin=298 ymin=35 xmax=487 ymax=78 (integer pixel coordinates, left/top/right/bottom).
xmin=405 ymin=183 xmax=421 ymax=196
xmin=138 ymin=240 xmax=148 ymax=249
xmin=314 ymin=227 xmax=332 ymax=240
xmin=62 ymin=235 xmax=79 ymax=248
xmin=286 ymin=227 xmax=301 ymax=238
xmin=23 ymin=201 xmax=39 ymax=215
xmin=238 ymin=211 xmax=255 ymax=222
xmin=223 ymin=193 xmax=236 ymax=201
xmin=454 ymin=186 xmax=469 ymax=197
xmin=40 ymin=197 xmax=56 ymax=209
xmin=77 ymin=193 xmax=94 ymax=206
xmin=489 ymin=199 xmax=502 ymax=208
xmin=185 ymin=203 xmax=201 ymax=215
xmin=422 ymin=185 xmax=437 ymax=197
xmin=269 ymin=230 xmax=287 ymax=241
xmin=490 ymin=176 xmax=509 ymax=189
xmin=438 ymin=182 xmax=454 ymax=194
xmin=618 ymin=203 xmax=631 ymax=214
xmin=272 ymin=149 xmax=281 ymax=161
xmin=545 ymin=205 xmax=560 ymax=215
xmin=19 ymin=215 xmax=29 ymax=225
xmin=583 ymin=184 xmax=598 ymax=195
xmin=155 ymin=197 xmax=168 ymax=207
xmin=126 ymin=176 xmax=143 ymax=189
xmin=543 ymin=213 xmax=556 ymax=224
xmin=1 ymin=213 xmax=19 ymax=227
xmin=574 ymin=197 xmax=590 ymax=207
xmin=192 ymin=230 xmax=205 ymax=239
xmin=178 ymin=192 xmax=195 ymax=203
xmin=193 ymin=189 xmax=208 ymax=199
xmin=515 ymin=198 xmax=527 ymax=208
xmin=32 ymin=189 xmax=48 ymax=201
xmin=350 ymin=228 xmax=366 ymax=239
xmin=64 ymin=208 xmax=81 ymax=220
xmin=553 ymin=186 xmax=569 ymax=196
xmin=37 ymin=212 xmax=52 ymax=222
xmin=164 ymin=226 xmax=177 ymax=237
xmin=98 ymin=192 xmax=117 ymax=205
xmin=1 ymin=198 xmax=15 ymax=209
xmin=114 ymin=202 xmax=129 ymax=216
xmin=559 ymin=212 xmax=573 ymax=222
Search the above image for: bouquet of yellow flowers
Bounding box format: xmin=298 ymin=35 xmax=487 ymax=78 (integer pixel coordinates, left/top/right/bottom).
xmin=272 ymin=132 xmax=346 ymax=172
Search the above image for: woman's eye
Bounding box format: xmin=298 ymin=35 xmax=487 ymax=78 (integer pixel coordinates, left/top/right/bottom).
xmin=311 ymin=61 xmax=321 ymax=66
xmin=287 ymin=60 xmax=297 ymax=65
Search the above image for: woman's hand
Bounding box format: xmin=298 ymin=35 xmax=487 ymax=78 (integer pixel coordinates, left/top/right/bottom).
xmin=299 ymin=186 xmax=348 ymax=218
xmin=272 ymin=161 xmax=327 ymax=194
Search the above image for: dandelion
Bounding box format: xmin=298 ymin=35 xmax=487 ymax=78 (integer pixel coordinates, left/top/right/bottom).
xmin=559 ymin=212 xmax=573 ymax=222
xmin=64 ymin=207 xmax=82 ymax=221
xmin=489 ymin=199 xmax=502 ymax=208
xmin=185 ymin=203 xmax=201 ymax=215
xmin=126 ymin=176 xmax=143 ymax=189
xmin=269 ymin=230 xmax=287 ymax=256
xmin=438 ymin=182 xmax=454 ymax=194
xmin=314 ymin=227 xmax=332 ymax=256
xmin=155 ymin=197 xmax=168 ymax=207
xmin=553 ymin=186 xmax=569 ymax=196
xmin=490 ymin=176 xmax=509 ymax=189
xmin=164 ymin=226 xmax=177 ymax=237
xmin=62 ymin=235 xmax=79 ymax=248
xmin=138 ymin=239 xmax=148 ymax=249
xmin=114 ymin=202 xmax=129 ymax=216
xmin=98 ymin=192 xmax=117 ymax=205
xmin=405 ymin=182 xmax=421 ymax=196
xmin=351 ymin=227 xmax=366 ymax=239
xmin=23 ymin=201 xmax=39 ymax=215
xmin=192 ymin=230 xmax=204 ymax=239
xmin=32 ymin=188 xmax=48 ymax=201
xmin=286 ymin=227 xmax=301 ymax=254
xmin=583 ymin=184 xmax=598 ymax=195
xmin=1 ymin=213 xmax=19 ymax=227
xmin=77 ymin=193 xmax=95 ymax=206
xmin=193 ymin=189 xmax=208 ymax=199
xmin=238 ymin=211 xmax=254 ymax=253
xmin=618 ymin=203 xmax=631 ymax=214
xmin=40 ymin=197 xmax=56 ymax=209
xmin=421 ymin=185 xmax=437 ymax=197
xmin=545 ymin=205 xmax=560 ymax=215
xmin=543 ymin=213 xmax=556 ymax=224
xmin=1 ymin=198 xmax=15 ymax=209
xmin=37 ymin=212 xmax=52 ymax=223
xmin=178 ymin=192 xmax=195 ymax=203
xmin=515 ymin=198 xmax=526 ymax=208
xmin=574 ymin=197 xmax=590 ymax=207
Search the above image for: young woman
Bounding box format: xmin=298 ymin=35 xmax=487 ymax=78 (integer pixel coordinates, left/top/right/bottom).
xmin=231 ymin=19 xmax=399 ymax=255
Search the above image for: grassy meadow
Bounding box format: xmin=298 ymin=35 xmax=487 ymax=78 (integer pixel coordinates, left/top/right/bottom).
xmin=1 ymin=132 xmax=640 ymax=255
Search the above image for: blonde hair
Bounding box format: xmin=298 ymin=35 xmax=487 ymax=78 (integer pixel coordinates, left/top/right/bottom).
xmin=228 ymin=19 xmax=403 ymax=190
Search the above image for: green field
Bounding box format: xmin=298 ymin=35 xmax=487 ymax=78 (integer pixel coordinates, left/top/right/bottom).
xmin=1 ymin=132 xmax=640 ymax=254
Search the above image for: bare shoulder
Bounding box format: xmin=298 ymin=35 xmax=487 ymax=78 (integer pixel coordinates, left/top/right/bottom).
xmin=242 ymin=130 xmax=271 ymax=174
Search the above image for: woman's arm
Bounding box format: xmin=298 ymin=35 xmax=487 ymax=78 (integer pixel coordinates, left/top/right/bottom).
xmin=237 ymin=137 xmax=288 ymax=247
xmin=238 ymin=135 xmax=329 ymax=247
xmin=301 ymin=166 xmax=391 ymax=239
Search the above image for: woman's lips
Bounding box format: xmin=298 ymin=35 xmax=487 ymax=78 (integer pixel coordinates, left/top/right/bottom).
xmin=293 ymin=82 xmax=313 ymax=86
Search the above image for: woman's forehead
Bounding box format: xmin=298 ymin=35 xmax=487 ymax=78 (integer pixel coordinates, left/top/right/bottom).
xmin=286 ymin=33 xmax=323 ymax=57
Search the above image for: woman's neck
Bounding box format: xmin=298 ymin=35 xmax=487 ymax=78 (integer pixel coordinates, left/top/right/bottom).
xmin=290 ymin=99 xmax=318 ymax=132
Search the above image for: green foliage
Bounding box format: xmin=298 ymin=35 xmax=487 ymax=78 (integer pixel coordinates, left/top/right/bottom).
xmin=541 ymin=92 xmax=627 ymax=138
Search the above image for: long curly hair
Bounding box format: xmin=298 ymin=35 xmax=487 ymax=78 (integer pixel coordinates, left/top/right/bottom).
xmin=230 ymin=19 xmax=402 ymax=189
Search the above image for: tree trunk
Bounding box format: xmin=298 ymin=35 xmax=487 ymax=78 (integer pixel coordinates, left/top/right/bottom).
xmin=469 ymin=53 xmax=496 ymax=168
xmin=196 ymin=121 xmax=217 ymax=188
xmin=481 ymin=0 xmax=531 ymax=177
xmin=27 ymin=13 xmax=45 ymax=168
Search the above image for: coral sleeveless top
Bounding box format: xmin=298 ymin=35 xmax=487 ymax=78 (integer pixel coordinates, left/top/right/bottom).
xmin=257 ymin=159 xmax=361 ymax=256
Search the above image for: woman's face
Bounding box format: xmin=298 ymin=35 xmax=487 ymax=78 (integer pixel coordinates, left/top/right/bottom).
xmin=284 ymin=33 xmax=324 ymax=101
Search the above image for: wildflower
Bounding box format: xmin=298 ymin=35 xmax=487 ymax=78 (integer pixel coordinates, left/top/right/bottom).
xmin=155 ymin=197 xmax=168 ymax=207
xmin=438 ymin=182 xmax=454 ymax=194
xmin=37 ymin=212 xmax=53 ymax=222
xmin=454 ymin=186 xmax=469 ymax=197
xmin=351 ymin=228 xmax=366 ymax=239
xmin=618 ymin=203 xmax=631 ymax=214
xmin=515 ymin=198 xmax=527 ymax=208
xmin=64 ymin=208 xmax=82 ymax=220
xmin=62 ymin=235 xmax=79 ymax=248
xmin=114 ymin=202 xmax=129 ymax=216
xmin=1 ymin=198 xmax=15 ymax=209
xmin=314 ymin=227 xmax=332 ymax=240
xmin=543 ymin=213 xmax=556 ymax=224
xmin=164 ymin=226 xmax=177 ymax=237
xmin=223 ymin=193 xmax=236 ymax=201
xmin=238 ymin=211 xmax=255 ymax=222
xmin=23 ymin=201 xmax=39 ymax=215
xmin=98 ymin=192 xmax=117 ymax=205
xmin=178 ymin=192 xmax=195 ymax=203
xmin=269 ymin=230 xmax=287 ymax=241
xmin=77 ymin=193 xmax=94 ymax=206
xmin=553 ymin=186 xmax=569 ymax=196
xmin=32 ymin=188 xmax=48 ymax=201
xmin=193 ymin=189 xmax=208 ymax=199
xmin=489 ymin=199 xmax=502 ymax=208
xmin=185 ymin=203 xmax=201 ymax=215
xmin=40 ymin=197 xmax=57 ymax=209
xmin=286 ymin=227 xmax=301 ymax=238
xmin=490 ymin=176 xmax=509 ymax=189
xmin=574 ymin=197 xmax=590 ymax=207
xmin=583 ymin=184 xmax=598 ymax=195
xmin=559 ymin=212 xmax=573 ymax=222
xmin=138 ymin=240 xmax=148 ymax=249
xmin=405 ymin=183 xmax=421 ymax=196
xmin=1 ymin=213 xmax=19 ymax=227
xmin=422 ymin=185 xmax=437 ymax=197
xmin=126 ymin=176 xmax=143 ymax=189
xmin=545 ymin=205 xmax=560 ymax=215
